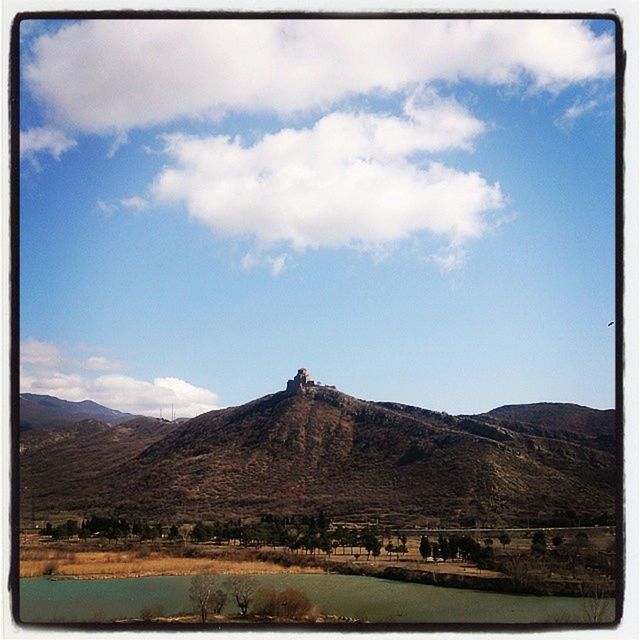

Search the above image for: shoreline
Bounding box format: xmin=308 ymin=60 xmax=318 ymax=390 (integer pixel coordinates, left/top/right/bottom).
xmin=20 ymin=539 xmax=615 ymax=599
xmin=20 ymin=558 xmax=612 ymax=599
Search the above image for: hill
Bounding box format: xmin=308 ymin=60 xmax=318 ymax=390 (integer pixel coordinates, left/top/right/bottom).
xmin=20 ymin=416 xmax=179 ymax=521
xmin=19 ymin=393 xmax=138 ymax=431
xmin=19 ymin=371 xmax=616 ymax=527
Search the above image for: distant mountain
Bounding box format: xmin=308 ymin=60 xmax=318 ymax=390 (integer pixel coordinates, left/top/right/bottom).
xmin=19 ymin=393 xmax=139 ymax=431
xmin=481 ymin=402 xmax=614 ymax=436
xmin=20 ymin=371 xmax=617 ymax=527
xmin=475 ymin=403 xmax=616 ymax=451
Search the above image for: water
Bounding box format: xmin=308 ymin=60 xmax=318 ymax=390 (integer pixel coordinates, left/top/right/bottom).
xmin=19 ymin=574 xmax=614 ymax=624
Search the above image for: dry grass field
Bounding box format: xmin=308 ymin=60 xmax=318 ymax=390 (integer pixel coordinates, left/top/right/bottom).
xmin=20 ymin=544 xmax=324 ymax=579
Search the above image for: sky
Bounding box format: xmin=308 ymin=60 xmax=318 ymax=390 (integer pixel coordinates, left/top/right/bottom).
xmin=17 ymin=17 xmax=617 ymax=418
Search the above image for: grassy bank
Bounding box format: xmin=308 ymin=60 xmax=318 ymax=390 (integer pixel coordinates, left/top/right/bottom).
xmin=20 ymin=545 xmax=324 ymax=580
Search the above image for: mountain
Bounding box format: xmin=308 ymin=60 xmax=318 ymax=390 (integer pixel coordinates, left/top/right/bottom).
xmin=20 ymin=416 xmax=180 ymax=519
xmin=19 ymin=393 xmax=139 ymax=431
xmin=20 ymin=371 xmax=616 ymax=527
xmin=478 ymin=403 xmax=615 ymax=449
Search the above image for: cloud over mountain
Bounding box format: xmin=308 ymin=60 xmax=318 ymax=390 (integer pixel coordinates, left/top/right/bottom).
xmin=20 ymin=339 xmax=221 ymax=417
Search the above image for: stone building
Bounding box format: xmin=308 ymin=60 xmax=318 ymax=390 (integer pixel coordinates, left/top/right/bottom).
xmin=286 ymin=367 xmax=315 ymax=393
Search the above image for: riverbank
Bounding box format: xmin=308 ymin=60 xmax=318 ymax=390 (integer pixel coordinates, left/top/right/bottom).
xmin=20 ymin=540 xmax=614 ymax=599
xmin=20 ymin=573 xmax=616 ymax=624
xmin=327 ymin=560 xmax=611 ymax=598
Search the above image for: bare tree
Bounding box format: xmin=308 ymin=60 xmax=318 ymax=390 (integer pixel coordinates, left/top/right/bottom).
xmin=230 ymin=576 xmax=257 ymax=615
xmin=189 ymin=574 xmax=218 ymax=623
xmin=581 ymin=580 xmax=612 ymax=623
xmin=210 ymin=588 xmax=227 ymax=615
xmin=505 ymin=553 xmax=531 ymax=589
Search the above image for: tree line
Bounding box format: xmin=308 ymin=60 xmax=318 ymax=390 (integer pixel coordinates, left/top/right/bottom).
xmin=39 ymin=511 xmax=498 ymax=566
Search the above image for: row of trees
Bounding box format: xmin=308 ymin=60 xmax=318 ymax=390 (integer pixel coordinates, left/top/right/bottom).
xmin=40 ymin=516 xmax=175 ymax=542
xmin=418 ymin=534 xmax=496 ymax=566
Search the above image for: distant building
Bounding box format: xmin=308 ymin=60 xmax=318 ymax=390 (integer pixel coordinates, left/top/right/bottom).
xmin=286 ymin=367 xmax=316 ymax=393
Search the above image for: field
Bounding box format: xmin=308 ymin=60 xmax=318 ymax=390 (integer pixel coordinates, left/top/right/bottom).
xmin=19 ymin=526 xmax=615 ymax=599
xmin=19 ymin=539 xmax=323 ymax=580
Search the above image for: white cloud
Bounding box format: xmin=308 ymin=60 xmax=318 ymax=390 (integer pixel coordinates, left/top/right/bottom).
xmin=20 ymin=340 xmax=220 ymax=417
xmin=20 ymin=126 xmax=76 ymax=159
xmin=89 ymin=375 xmax=220 ymax=417
xmin=554 ymin=98 xmax=600 ymax=129
xmin=431 ymin=246 xmax=467 ymax=272
xmin=21 ymin=338 xmax=66 ymax=368
xmin=267 ymin=254 xmax=288 ymax=276
xmin=96 ymin=199 xmax=117 ymax=214
xmin=82 ymin=356 xmax=123 ymax=372
xmin=24 ymin=19 xmax=614 ymax=134
xmin=151 ymin=103 xmax=504 ymax=256
xmin=120 ymin=195 xmax=149 ymax=211
xmin=107 ymin=130 xmax=129 ymax=157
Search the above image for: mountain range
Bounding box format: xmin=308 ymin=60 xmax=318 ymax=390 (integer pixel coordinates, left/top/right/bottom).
xmin=19 ymin=393 xmax=138 ymax=431
xmin=19 ymin=376 xmax=616 ymax=528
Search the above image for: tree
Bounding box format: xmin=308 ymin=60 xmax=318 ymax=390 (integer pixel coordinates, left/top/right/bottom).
xmin=230 ymin=576 xmax=256 ymax=615
xmin=191 ymin=521 xmax=209 ymax=543
xmin=498 ymin=533 xmax=511 ymax=548
xmin=449 ymin=535 xmax=460 ymax=560
xmin=532 ymin=530 xmax=546 ymax=546
xmin=581 ymin=579 xmax=611 ymax=622
xmin=210 ymin=589 xmax=227 ymax=615
xmin=552 ymin=535 xmax=564 ymax=549
xmin=531 ymin=530 xmax=547 ymax=556
xmin=361 ymin=528 xmax=382 ymax=559
xmin=189 ymin=574 xmax=218 ymax=623
xmin=505 ymin=554 xmax=531 ymax=589
xmin=440 ymin=537 xmax=451 ymax=562
xmin=419 ymin=536 xmax=430 ymax=561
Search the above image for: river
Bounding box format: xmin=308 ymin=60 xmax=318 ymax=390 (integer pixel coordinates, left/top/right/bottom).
xmin=19 ymin=573 xmax=614 ymax=624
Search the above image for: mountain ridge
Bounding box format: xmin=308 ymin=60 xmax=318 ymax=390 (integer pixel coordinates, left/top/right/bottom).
xmin=19 ymin=393 xmax=139 ymax=431
xmin=19 ymin=379 xmax=616 ymax=527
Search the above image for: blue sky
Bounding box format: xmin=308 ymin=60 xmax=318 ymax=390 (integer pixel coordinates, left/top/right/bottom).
xmin=18 ymin=17 xmax=616 ymax=417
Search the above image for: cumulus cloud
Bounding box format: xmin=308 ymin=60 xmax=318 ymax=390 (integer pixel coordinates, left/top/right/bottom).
xmin=24 ymin=19 xmax=614 ymax=133
xmin=20 ymin=339 xmax=220 ymax=417
xmin=88 ymin=375 xmax=220 ymax=416
xmin=20 ymin=126 xmax=76 ymax=159
xmin=151 ymin=102 xmax=504 ymax=256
